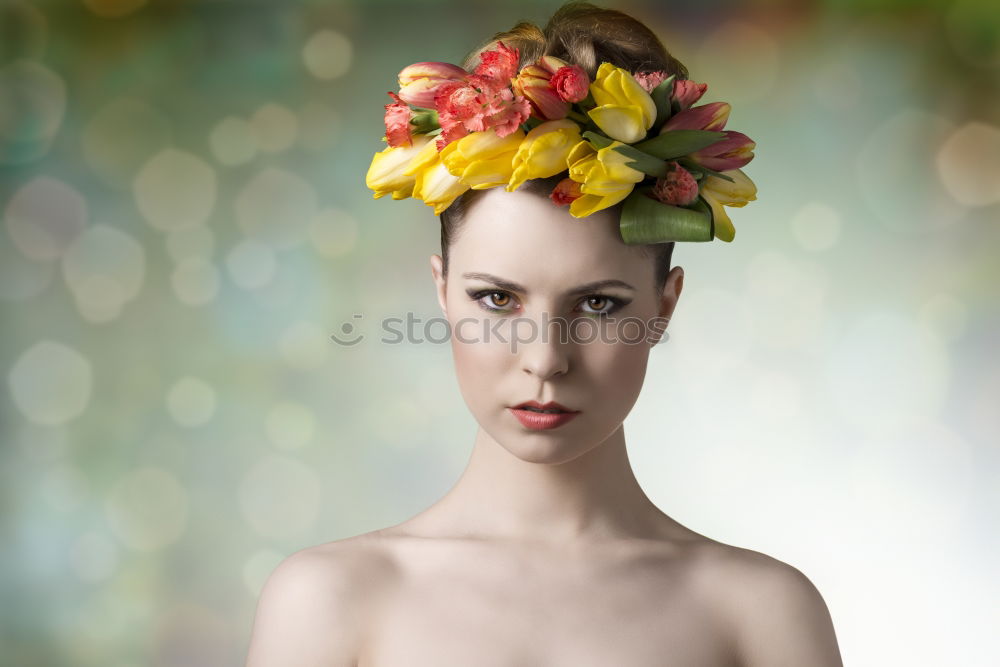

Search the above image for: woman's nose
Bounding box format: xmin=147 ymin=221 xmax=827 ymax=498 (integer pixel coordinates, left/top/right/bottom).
xmin=516 ymin=314 xmax=570 ymax=380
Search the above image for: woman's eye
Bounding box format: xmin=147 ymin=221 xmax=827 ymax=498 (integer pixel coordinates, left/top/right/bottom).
xmin=579 ymin=295 xmax=623 ymax=316
xmin=474 ymin=290 xmax=515 ymax=312
xmin=468 ymin=290 xmax=626 ymax=316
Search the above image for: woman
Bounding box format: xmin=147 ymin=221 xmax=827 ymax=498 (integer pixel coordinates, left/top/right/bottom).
xmin=247 ymin=3 xmax=843 ymax=665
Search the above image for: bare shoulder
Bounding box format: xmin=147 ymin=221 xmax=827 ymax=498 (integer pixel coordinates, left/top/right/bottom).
xmin=245 ymin=531 xmax=398 ymax=667
xmin=690 ymin=540 xmax=844 ymax=667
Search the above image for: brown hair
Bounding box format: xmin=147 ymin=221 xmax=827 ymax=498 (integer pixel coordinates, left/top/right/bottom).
xmin=438 ymin=2 xmax=687 ymax=293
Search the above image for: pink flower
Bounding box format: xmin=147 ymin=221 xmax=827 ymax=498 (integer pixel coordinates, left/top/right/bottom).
xmin=632 ymin=70 xmax=670 ymax=94
xmin=660 ymin=101 xmax=731 ymax=132
xmin=689 ymin=131 xmax=756 ymax=171
xmin=473 ymin=40 xmax=520 ymax=83
xmin=550 ymin=177 xmax=583 ymax=206
xmin=550 ymin=64 xmax=589 ymax=103
xmin=384 ymin=92 xmax=414 ymax=147
xmin=513 ymin=56 xmax=588 ymax=120
xmin=397 ymin=61 xmax=469 ymax=108
xmin=651 ymin=161 xmax=699 ymax=206
xmin=670 ymin=79 xmax=708 ymax=110
xmin=434 ymin=77 xmax=530 ymax=150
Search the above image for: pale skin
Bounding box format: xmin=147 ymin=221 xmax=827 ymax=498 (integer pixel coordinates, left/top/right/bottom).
xmin=245 ymin=186 xmax=844 ymax=666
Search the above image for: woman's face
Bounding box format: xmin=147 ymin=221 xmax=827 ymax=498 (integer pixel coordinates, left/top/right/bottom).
xmin=430 ymin=186 xmax=684 ymax=464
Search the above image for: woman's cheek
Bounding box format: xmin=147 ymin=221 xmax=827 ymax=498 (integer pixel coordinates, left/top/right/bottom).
xmin=449 ymin=317 xmax=506 ymax=414
xmin=592 ymin=339 xmax=650 ymax=412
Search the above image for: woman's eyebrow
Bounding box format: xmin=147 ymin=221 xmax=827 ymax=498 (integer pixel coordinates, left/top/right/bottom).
xmin=461 ymin=272 xmax=636 ymax=296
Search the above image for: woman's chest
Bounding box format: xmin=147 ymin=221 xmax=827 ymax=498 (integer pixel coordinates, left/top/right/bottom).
xmin=357 ymin=547 xmax=738 ymax=667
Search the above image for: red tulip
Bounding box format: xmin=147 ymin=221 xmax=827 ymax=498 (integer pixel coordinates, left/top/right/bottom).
xmin=397 ymin=61 xmax=469 ymax=108
xmin=660 ymin=101 xmax=731 ymax=132
xmin=670 ymin=79 xmax=707 ymax=110
xmin=690 ymin=131 xmax=756 ymax=171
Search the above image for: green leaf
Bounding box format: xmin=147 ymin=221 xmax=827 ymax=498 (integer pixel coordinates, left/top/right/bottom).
xmin=677 ymin=157 xmax=735 ymax=183
xmin=582 ymin=130 xmax=613 ymax=149
xmin=611 ymin=144 xmax=667 ymax=178
xmin=650 ymin=74 xmax=676 ymax=129
xmin=634 ymin=130 xmax=728 ymax=159
xmin=618 ymin=188 xmax=714 ymax=244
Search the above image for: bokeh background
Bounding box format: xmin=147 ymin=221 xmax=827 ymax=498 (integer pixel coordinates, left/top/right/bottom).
xmin=2 ymin=0 xmax=998 ymax=664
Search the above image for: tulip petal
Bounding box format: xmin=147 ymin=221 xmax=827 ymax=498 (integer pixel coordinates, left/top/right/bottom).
xmin=701 ymin=191 xmax=736 ymax=242
xmin=587 ymin=105 xmax=648 ymax=143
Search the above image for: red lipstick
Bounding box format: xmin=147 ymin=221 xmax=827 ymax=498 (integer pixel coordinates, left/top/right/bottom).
xmin=509 ymin=400 xmax=580 ymax=431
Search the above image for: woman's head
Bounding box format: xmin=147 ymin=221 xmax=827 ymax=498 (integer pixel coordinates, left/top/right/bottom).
xmin=427 ymin=2 xmax=689 ymax=464
xmin=430 ymin=185 xmax=683 ymax=465
xmin=439 ymin=1 xmax=689 ymax=297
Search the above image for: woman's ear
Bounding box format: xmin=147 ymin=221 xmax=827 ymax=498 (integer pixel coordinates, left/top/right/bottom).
xmin=654 ymin=266 xmax=684 ymax=338
xmin=429 ymin=254 xmax=448 ymax=317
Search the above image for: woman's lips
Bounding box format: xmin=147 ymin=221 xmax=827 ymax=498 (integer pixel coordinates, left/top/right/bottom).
xmin=509 ymin=407 xmax=580 ymax=430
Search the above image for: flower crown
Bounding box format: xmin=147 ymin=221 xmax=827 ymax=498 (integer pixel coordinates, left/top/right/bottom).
xmin=365 ymin=41 xmax=757 ymax=244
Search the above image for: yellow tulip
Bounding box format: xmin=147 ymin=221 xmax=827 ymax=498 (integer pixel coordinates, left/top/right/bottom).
xmin=402 ymin=136 xmax=471 ymax=215
xmin=566 ymin=139 xmax=645 ymax=218
xmin=439 ymin=127 xmax=525 ymax=190
xmin=586 ymin=62 xmax=657 ymax=144
xmin=699 ymin=168 xmax=757 ymax=242
xmin=365 ymin=133 xmax=434 ymax=200
xmin=506 ymin=119 xmax=582 ymax=192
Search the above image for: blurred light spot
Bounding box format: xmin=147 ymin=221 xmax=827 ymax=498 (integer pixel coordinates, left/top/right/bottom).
xmin=812 ymin=62 xmax=861 ymax=112
xmin=298 ymin=102 xmax=341 ymax=153
xmin=152 ymin=603 xmax=234 ymax=666
xmin=857 ymin=109 xmax=963 ymax=233
xmin=171 ymin=258 xmax=219 ymax=306
xmin=851 ymin=417 xmax=975 ymax=540
xmin=827 ymin=311 xmax=949 ymax=429
xmin=74 ymin=590 xmax=130 ymax=645
xmin=748 ymin=370 xmax=801 ymax=423
xmin=235 ymin=168 xmax=318 ymax=248
xmin=746 ymin=251 xmax=827 ymax=350
xmin=83 ymin=97 xmax=171 ymax=188
xmin=302 ymin=29 xmax=352 ymax=80
xmin=225 ymin=238 xmax=276 ymax=290
xmin=790 ymin=201 xmax=841 ymax=251
xmin=165 ymin=222 xmax=214 ymax=263
xmin=674 ymin=287 xmax=753 ymax=382
xmin=239 ymin=455 xmax=321 ymax=539
xmin=243 ymin=549 xmax=284 ymax=597
xmin=936 ymin=121 xmax=1000 ymax=206
xmin=62 ymin=223 xmax=145 ymax=323
xmin=208 ymin=115 xmax=256 ymax=166
xmin=945 ymin=0 xmax=1000 ymax=69
xmin=278 ymin=320 xmax=330 ymax=369
xmin=0 ymin=226 xmax=54 ymax=301
xmin=105 ymin=467 xmax=188 ymax=551
xmin=8 ymin=340 xmax=92 ymax=425
xmin=416 ymin=366 xmax=455 ymax=418
xmin=134 ymin=148 xmax=217 ymax=231
xmin=309 ymin=207 xmax=358 ymax=257
xmin=695 ymin=21 xmax=778 ymax=103
xmin=5 ymin=176 xmax=87 ymax=260
xmin=166 ymin=376 xmax=216 ymax=427
xmin=919 ymin=293 xmax=968 ymax=341
xmin=0 ymin=3 xmax=49 ymax=64
xmin=266 ymin=401 xmax=317 ymax=450
xmin=69 ymin=531 xmax=119 ymax=583
xmin=251 ymin=103 xmax=298 ymax=153
xmin=366 ymin=395 xmax=427 ymax=450
xmin=14 ymin=422 xmax=70 ymax=462
xmin=0 ymin=59 xmax=66 ymax=164
xmin=42 ymin=463 xmax=90 ymax=511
